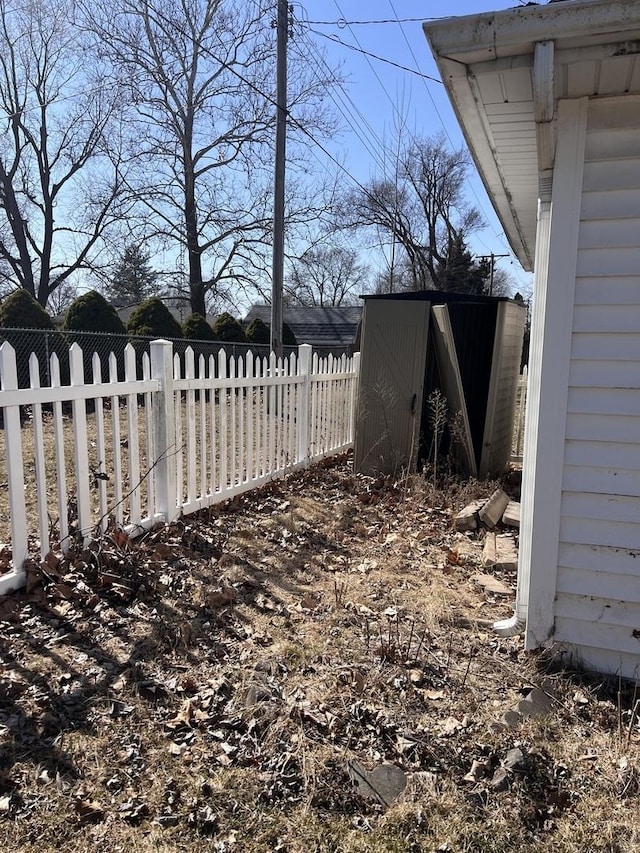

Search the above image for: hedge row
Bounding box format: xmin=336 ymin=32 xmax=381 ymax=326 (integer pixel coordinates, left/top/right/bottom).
xmin=0 ymin=291 xmax=296 ymax=345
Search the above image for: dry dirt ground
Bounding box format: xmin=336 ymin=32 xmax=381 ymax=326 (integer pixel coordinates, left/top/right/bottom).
xmin=1 ymin=454 xmax=639 ymax=852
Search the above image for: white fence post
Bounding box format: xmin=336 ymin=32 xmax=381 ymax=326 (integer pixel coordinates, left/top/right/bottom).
xmin=297 ymin=344 xmax=312 ymax=467
xmin=0 ymin=342 xmax=27 ymax=590
xmin=151 ymin=339 xmax=178 ymax=524
xmin=29 ymin=352 xmax=49 ymax=557
xmin=350 ymin=352 xmax=361 ymax=445
xmin=69 ymin=343 xmax=92 ymax=545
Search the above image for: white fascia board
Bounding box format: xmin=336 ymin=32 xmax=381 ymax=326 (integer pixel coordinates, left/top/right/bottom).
xmin=424 ymin=1 xmax=640 ymax=64
xmin=435 ymin=55 xmax=534 ymax=271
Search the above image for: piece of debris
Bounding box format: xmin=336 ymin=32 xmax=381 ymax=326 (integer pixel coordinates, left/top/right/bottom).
xmin=501 ymin=710 xmax=523 ymax=729
xmin=478 ymin=489 xmax=510 ymax=528
xmin=490 ymin=767 xmax=510 ymax=791
xmin=348 ymin=761 xmax=407 ymax=808
xmin=503 ymin=747 xmax=527 ymax=772
xmin=502 ymin=501 xmax=520 ymax=528
xmin=516 ymin=687 xmax=554 ymax=719
xmin=454 ymin=500 xmax=485 ymax=532
xmin=471 ymin=573 xmax=512 ymax=597
xmin=482 ymin=532 xmax=518 ymax=571
xmin=463 ymin=759 xmax=490 ymax=783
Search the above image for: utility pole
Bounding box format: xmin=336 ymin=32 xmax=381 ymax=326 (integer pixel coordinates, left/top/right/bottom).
xmin=270 ymin=0 xmax=290 ymax=358
xmin=476 ymin=252 xmax=509 ymax=295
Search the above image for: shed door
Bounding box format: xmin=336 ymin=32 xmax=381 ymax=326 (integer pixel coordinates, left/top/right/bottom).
xmin=354 ymin=300 xmax=430 ymax=474
xmin=480 ymin=301 xmax=527 ymax=477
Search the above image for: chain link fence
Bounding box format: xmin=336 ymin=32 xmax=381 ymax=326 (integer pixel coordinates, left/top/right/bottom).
xmin=0 ymin=327 xmax=348 ymax=389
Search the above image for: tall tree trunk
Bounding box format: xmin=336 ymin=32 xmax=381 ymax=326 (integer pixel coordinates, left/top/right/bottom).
xmin=184 ymin=124 xmax=205 ymax=316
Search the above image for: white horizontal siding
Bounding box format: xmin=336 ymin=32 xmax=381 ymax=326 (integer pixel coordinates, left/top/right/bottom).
xmin=563 ymin=464 xmax=640 ymax=498
xmin=565 ymin=412 xmax=640 ymax=443
xmin=587 ymin=96 xmax=640 ymax=132
xmin=571 ymin=332 xmax=640 ymax=361
xmin=568 ymin=358 xmax=640 ymax=387
xmin=575 ymin=277 xmax=640 ymax=305
xmin=581 ymin=188 xmax=640 ymax=219
xmin=558 ymin=542 xmax=640 ymax=576
xmin=561 ymin=491 xmax=640 ymax=524
xmin=554 ymin=616 xmax=640 ymax=658
xmin=564 ymin=439 xmax=640 ymax=470
xmin=578 ymin=219 xmax=640 ymax=249
xmin=576 ymin=247 xmax=640 ymax=277
xmin=557 ymin=568 xmax=640 ymax=604
xmin=553 ymin=100 xmax=640 ymax=673
xmin=582 ymin=158 xmax=640 ymax=192
xmin=552 ymin=642 xmax=640 ymax=681
xmin=568 ymin=386 xmax=640 ymax=416
xmin=555 ymin=593 xmax=640 ymax=628
xmin=572 ymin=305 xmax=640 ymax=333
xmin=585 ymin=127 xmax=640 ymax=161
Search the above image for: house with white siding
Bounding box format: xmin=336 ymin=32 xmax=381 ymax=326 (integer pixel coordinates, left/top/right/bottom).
xmin=424 ymin=0 xmax=640 ymax=678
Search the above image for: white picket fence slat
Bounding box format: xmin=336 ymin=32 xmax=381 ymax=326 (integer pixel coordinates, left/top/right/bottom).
xmin=511 ymin=366 xmax=528 ymax=461
xmin=0 ymin=340 xmax=359 ymax=594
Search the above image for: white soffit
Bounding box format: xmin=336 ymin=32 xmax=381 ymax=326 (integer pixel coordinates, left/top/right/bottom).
xmin=424 ymin=0 xmax=640 ymax=271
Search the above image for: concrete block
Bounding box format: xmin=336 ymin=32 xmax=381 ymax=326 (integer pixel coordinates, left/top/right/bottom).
xmin=478 ymin=489 xmax=510 ymax=528
xmin=502 ymin=501 xmax=520 ymax=528
xmin=471 ymin=572 xmax=512 ymax=596
xmin=482 ymin=532 xmax=518 ymax=571
xmin=454 ymin=500 xmax=485 ymax=532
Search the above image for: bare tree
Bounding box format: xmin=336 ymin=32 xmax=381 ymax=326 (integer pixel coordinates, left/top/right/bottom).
xmin=342 ymin=133 xmax=483 ymax=291
xmin=286 ymin=245 xmax=369 ymax=307
xmin=83 ymin=0 xmax=337 ymax=317
xmin=46 ymin=280 xmax=78 ymax=317
xmin=0 ymin=0 xmax=129 ymax=306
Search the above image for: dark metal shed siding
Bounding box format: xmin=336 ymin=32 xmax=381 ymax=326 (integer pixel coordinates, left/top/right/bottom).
xmin=448 ymin=303 xmax=497 ymax=467
xmin=356 ymin=291 xmax=524 ymax=477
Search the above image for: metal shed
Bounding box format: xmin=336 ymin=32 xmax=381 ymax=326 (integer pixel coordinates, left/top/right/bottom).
xmin=353 ymin=291 xmax=525 ymax=478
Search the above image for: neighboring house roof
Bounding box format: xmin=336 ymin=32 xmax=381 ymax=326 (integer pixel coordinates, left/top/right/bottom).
xmin=423 ymin=0 xmax=640 ymax=270
xmin=245 ymin=305 xmax=362 ymax=348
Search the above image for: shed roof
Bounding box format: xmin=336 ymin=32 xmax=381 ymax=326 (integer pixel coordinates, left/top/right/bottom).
xmin=424 ymin=0 xmax=640 ymax=270
xmin=244 ymin=304 xmax=362 ymax=348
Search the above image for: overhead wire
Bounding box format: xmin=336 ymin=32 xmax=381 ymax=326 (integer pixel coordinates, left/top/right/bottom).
xmin=383 ymin=0 xmax=526 ymax=271
xmin=293 ymin=24 xmax=396 ymax=179
xmin=324 ymin=1 xmax=495 ymax=258
xmin=308 ymin=29 xmax=443 ymax=83
xmin=155 ymin=10 xmax=395 ymax=215
xmin=305 ymin=16 xmax=447 ymax=26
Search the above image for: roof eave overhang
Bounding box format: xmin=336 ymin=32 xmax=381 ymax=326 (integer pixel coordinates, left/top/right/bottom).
xmin=435 ymin=53 xmax=535 ymax=271
xmin=424 ymin=0 xmax=640 ymax=271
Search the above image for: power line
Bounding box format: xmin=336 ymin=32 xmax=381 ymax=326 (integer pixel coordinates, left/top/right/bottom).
xmin=156 ymin=12 xmax=390 ymax=217
xmin=330 ymin=0 xmax=401 ymax=117
xmin=295 ymin=25 xmax=397 ymax=180
xmin=384 ymin=0 xmax=521 ymax=265
xmin=306 ymin=16 xmax=448 ymax=26
xmin=308 ymin=29 xmax=443 ymax=84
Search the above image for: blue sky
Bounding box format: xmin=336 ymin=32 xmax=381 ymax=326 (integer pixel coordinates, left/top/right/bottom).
xmin=296 ymin=0 xmax=535 ymax=294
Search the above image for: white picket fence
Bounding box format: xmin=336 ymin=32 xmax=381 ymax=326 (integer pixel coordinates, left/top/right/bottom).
xmin=511 ymin=366 xmax=528 ymax=462
xmin=0 ymin=339 xmax=360 ymax=595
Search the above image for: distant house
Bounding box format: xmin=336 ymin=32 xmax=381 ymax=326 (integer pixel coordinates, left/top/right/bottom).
xmin=244 ymin=305 xmax=362 ymax=355
xmin=425 ymin=0 xmax=640 ymax=678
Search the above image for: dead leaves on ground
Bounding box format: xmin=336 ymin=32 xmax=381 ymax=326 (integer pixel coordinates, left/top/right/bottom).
xmin=0 ymin=458 xmax=638 ymax=849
